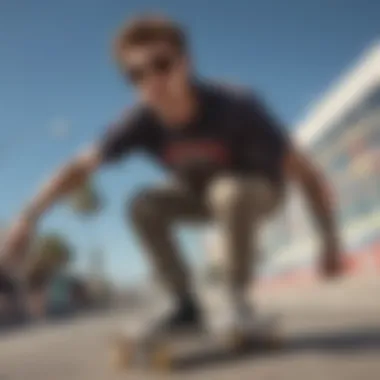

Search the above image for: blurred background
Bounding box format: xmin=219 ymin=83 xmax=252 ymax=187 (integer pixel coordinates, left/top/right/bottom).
xmin=0 ymin=1 xmax=379 ymax=379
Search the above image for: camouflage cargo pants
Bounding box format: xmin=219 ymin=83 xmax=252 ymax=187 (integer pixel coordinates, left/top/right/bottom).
xmin=129 ymin=175 xmax=283 ymax=296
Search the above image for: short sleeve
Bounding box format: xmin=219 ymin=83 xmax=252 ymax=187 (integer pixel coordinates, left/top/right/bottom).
xmin=98 ymin=106 xmax=151 ymax=164
xmin=237 ymin=91 xmax=291 ymax=157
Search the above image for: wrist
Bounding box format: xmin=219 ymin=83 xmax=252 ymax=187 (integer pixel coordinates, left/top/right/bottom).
xmin=317 ymin=214 xmax=338 ymax=242
xmin=322 ymin=229 xmax=339 ymax=246
xmin=21 ymin=204 xmax=42 ymax=223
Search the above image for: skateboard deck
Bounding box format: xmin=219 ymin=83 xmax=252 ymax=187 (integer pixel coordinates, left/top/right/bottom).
xmin=109 ymin=312 xmax=283 ymax=372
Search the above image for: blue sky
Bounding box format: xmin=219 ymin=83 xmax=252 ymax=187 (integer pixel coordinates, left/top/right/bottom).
xmin=1 ymin=0 xmax=379 ymax=285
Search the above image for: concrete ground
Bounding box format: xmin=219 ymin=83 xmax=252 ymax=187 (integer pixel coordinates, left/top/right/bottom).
xmin=0 ymin=275 xmax=379 ymax=380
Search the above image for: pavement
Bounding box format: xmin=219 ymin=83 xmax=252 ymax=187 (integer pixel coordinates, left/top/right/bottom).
xmin=0 ymin=275 xmax=379 ymax=380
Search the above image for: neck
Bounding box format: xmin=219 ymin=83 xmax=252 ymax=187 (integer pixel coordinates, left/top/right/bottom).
xmin=160 ymin=82 xmax=199 ymax=127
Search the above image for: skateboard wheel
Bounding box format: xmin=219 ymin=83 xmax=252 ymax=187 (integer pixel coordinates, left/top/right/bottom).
xmin=151 ymin=344 xmax=172 ymax=372
xmin=225 ymin=330 xmax=248 ymax=351
xmin=109 ymin=338 xmax=133 ymax=369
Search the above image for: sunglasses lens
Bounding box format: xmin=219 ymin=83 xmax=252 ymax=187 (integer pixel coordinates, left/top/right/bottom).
xmin=125 ymin=55 xmax=176 ymax=85
xmin=153 ymin=56 xmax=174 ymax=74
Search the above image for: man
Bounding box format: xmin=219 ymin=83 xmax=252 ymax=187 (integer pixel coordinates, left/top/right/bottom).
xmin=1 ymin=14 xmax=341 ymax=329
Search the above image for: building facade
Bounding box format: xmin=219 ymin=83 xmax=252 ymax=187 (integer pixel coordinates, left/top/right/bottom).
xmin=263 ymin=41 xmax=380 ymax=276
xmin=204 ymin=42 xmax=380 ymax=280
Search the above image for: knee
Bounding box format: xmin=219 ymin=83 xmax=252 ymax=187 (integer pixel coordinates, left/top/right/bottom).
xmin=128 ymin=189 xmax=164 ymax=226
xmin=207 ymin=177 xmax=246 ymax=215
xmin=207 ymin=176 xmax=280 ymax=217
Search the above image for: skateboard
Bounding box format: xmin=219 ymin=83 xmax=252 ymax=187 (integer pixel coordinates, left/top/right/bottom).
xmin=108 ymin=311 xmax=283 ymax=372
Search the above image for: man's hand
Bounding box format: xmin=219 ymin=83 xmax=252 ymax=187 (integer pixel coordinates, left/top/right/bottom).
xmin=319 ymin=237 xmax=344 ymax=279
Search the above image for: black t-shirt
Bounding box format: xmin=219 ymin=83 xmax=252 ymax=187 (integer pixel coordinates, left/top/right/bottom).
xmin=99 ymin=81 xmax=290 ymax=193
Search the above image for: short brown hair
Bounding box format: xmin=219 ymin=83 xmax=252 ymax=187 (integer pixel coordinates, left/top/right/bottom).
xmin=113 ymin=14 xmax=187 ymax=63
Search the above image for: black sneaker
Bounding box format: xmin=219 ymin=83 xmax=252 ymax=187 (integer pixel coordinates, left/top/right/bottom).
xmin=159 ymin=296 xmax=203 ymax=334
xmin=0 ymin=268 xmax=16 ymax=296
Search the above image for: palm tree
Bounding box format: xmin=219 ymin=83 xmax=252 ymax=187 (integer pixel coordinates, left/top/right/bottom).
xmin=68 ymin=180 xmax=107 ymax=305
xmin=25 ymin=233 xmax=73 ymax=284
xmin=24 ymin=233 xmax=73 ymax=318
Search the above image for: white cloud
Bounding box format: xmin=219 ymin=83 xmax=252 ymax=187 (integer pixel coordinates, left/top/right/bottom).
xmin=49 ymin=118 xmax=71 ymax=140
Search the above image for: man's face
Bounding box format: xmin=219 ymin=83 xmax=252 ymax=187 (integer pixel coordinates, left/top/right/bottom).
xmin=120 ymin=42 xmax=191 ymax=111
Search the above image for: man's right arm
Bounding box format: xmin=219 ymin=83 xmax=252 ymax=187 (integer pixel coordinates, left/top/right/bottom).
xmin=1 ymin=105 xmax=149 ymax=274
xmin=0 ymin=145 xmax=105 ymax=273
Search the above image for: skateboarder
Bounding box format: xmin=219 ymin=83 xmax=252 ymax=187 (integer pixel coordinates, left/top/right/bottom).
xmin=0 ymin=14 xmax=342 ymax=330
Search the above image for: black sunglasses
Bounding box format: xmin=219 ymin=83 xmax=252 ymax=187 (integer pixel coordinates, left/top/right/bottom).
xmin=125 ymin=54 xmax=177 ymax=85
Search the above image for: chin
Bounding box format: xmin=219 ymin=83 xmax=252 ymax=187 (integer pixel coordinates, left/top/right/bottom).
xmin=150 ymin=101 xmax=169 ymax=115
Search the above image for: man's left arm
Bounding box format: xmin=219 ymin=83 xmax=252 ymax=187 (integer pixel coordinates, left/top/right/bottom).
xmin=238 ymin=90 xmax=342 ymax=277
xmin=283 ymin=146 xmax=343 ymax=277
